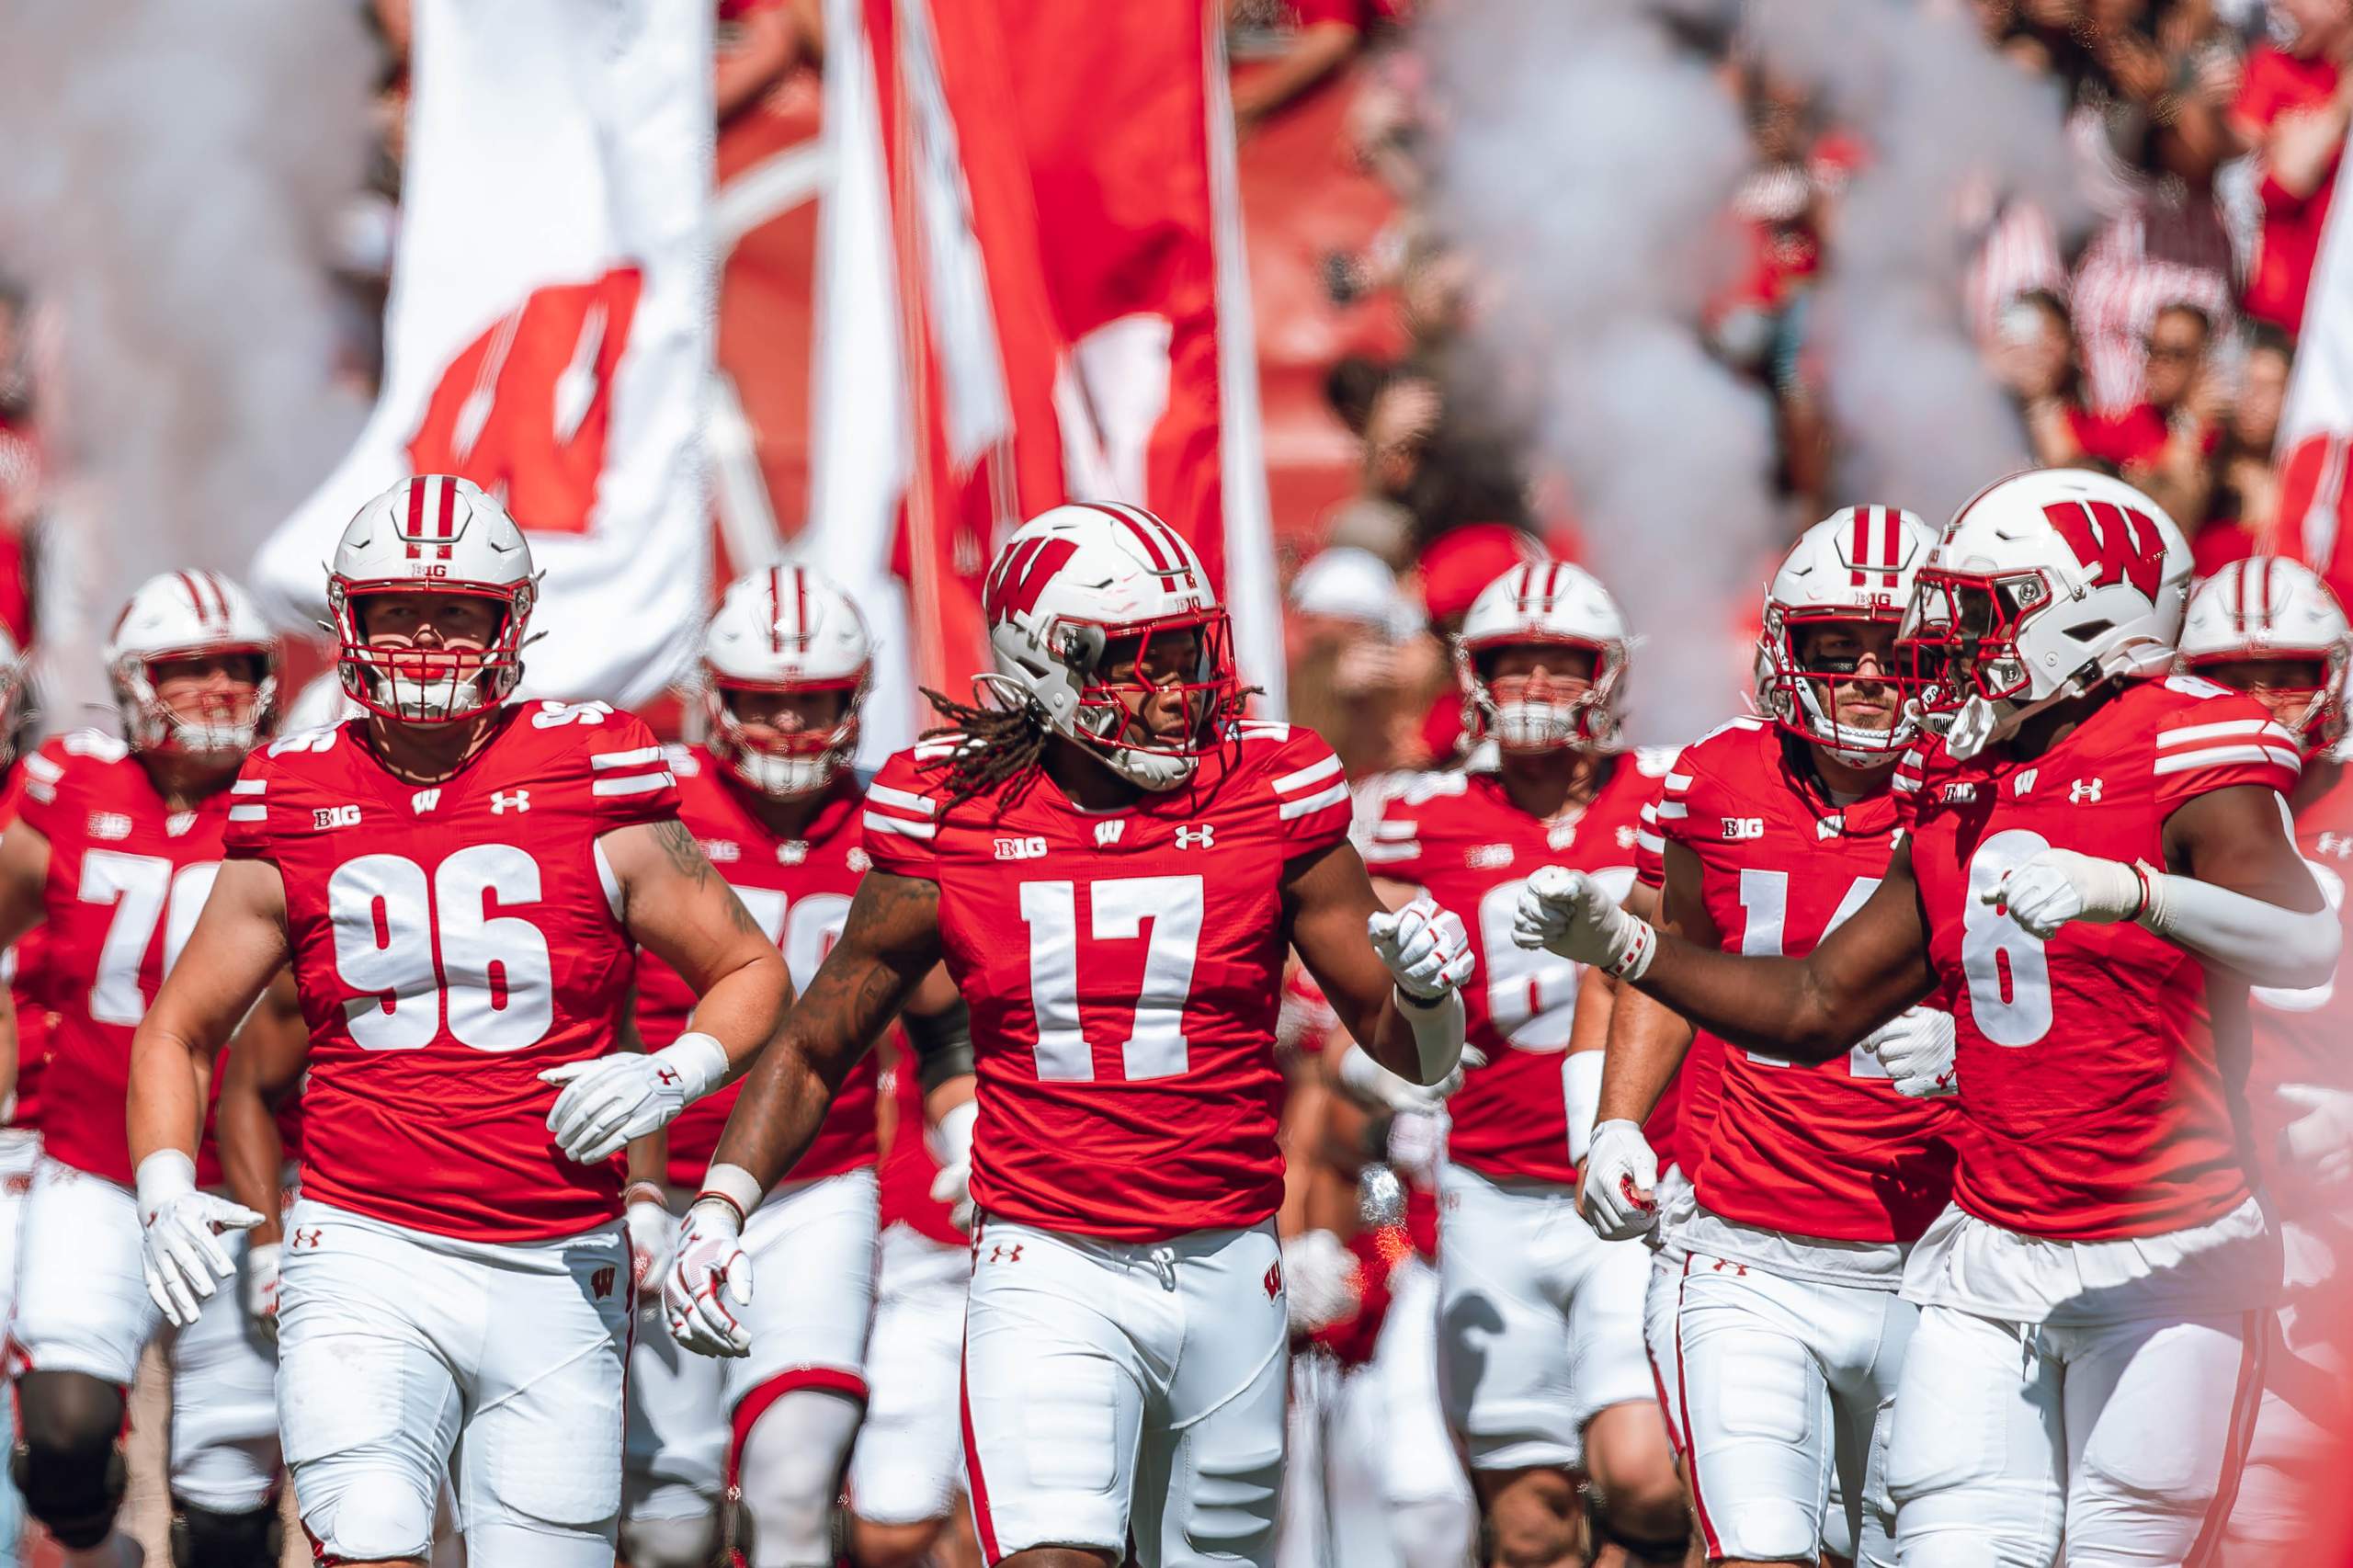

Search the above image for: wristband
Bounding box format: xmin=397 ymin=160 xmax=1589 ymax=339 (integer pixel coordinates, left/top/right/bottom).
xmin=692 ymin=1162 xmax=766 ymax=1230
xmin=654 ymin=1031 xmax=731 ymax=1103
xmin=1602 ymin=916 xmax=1656 ymax=982
xmin=134 ymin=1150 xmax=199 ymax=1216
xmin=621 ymin=1181 xmax=670 ymax=1211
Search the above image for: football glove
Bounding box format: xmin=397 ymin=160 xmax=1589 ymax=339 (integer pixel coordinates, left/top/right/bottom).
xmin=2280 ymin=1083 xmax=2353 ymax=1187
xmin=1984 ymin=848 xmax=2143 ymax=939
xmin=540 ymin=1033 xmax=729 ymax=1164
xmin=135 ymin=1152 xmax=264 ymax=1328
xmin=1513 ymin=867 xmax=1655 ymax=978
xmin=624 ymin=1186 xmax=677 ymax=1301
xmin=241 ymin=1241 xmax=280 ymax=1336
xmin=1368 ymin=897 xmax=1475 ymax=1000
xmin=1577 ymin=1119 xmax=1659 ymax=1241
xmin=1281 ymin=1228 xmax=1362 ymax=1335
xmin=1863 ymin=1006 xmax=1960 ymax=1099
xmin=664 ymin=1196 xmax=754 ymax=1358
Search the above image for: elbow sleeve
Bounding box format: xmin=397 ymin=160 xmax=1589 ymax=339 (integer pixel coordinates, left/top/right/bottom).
xmin=904 ymin=998 xmax=975 ymax=1094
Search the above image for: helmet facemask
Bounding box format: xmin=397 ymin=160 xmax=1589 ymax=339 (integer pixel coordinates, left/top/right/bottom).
xmin=705 ymin=674 xmax=867 ymax=800
xmin=1056 ymin=611 xmax=1242 ymax=792
xmin=1460 ymin=639 xmax=1620 ymax=754
xmin=115 ymin=647 xmax=279 ymax=760
xmin=1757 ymin=609 xmax=1918 ymax=769
xmin=333 ymin=582 xmax=533 ymax=725
xmin=2184 ymin=651 xmax=2350 ymax=756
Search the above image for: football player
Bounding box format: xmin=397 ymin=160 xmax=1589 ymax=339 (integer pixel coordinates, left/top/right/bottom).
xmin=124 ymin=476 xmax=794 ymax=1568
xmin=1585 ymin=508 xmax=1960 ymax=1568
xmin=0 ymin=618 xmax=42 ymax=1568
xmin=620 ymin=567 xmax=972 ymax=1568
xmin=1518 ymin=469 xmax=2333 ymax=1564
xmin=665 ymin=502 xmax=1477 ymax=1568
xmin=2172 ymin=556 xmax=2353 ymax=1558
xmin=1364 ymin=561 xmax=1687 ymax=1566
xmin=0 ymin=572 xmax=285 ymax=1568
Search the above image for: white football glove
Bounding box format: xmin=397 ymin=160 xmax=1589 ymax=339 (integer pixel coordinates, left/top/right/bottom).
xmin=1577 ymin=1119 xmax=1660 ymax=1241
xmin=241 ymin=1241 xmax=280 ymax=1336
xmin=926 ymin=1100 xmax=978 ymax=1233
xmin=1984 ymin=849 xmax=2144 ymax=940
xmin=540 ymin=1033 xmax=728 ymax=1165
xmin=625 ymin=1189 xmax=677 ymax=1301
xmin=1864 ymin=1006 xmax=1960 ymax=1099
xmin=1513 ymin=867 xmax=1655 ymax=977
xmin=1281 ymin=1228 xmax=1362 ymax=1335
xmin=2279 ymin=1083 xmax=2353 ymax=1187
xmin=135 ymin=1153 xmax=265 ymax=1328
xmin=1367 ymin=897 xmax=1475 ymax=1000
xmin=664 ymin=1197 xmax=754 ymax=1358
xmin=1334 ymin=1040 xmax=1483 ymax=1114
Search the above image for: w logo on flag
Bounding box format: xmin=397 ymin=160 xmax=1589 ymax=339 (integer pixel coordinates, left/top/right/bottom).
xmin=2044 ymin=500 xmax=2166 ymax=601
xmin=983 ymin=536 xmax=1078 ymax=624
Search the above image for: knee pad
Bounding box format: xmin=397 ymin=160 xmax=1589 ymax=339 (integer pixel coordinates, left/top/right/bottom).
xmin=619 ymin=1507 xmax=722 ymax=1568
xmin=11 ymin=1374 xmax=129 ymax=1551
xmin=170 ymin=1499 xmax=283 ymax=1568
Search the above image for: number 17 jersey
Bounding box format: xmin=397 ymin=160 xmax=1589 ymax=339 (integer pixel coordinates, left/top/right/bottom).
xmin=224 ymin=701 xmax=682 ymax=1244
xmin=861 ymin=722 xmax=1355 ymax=1244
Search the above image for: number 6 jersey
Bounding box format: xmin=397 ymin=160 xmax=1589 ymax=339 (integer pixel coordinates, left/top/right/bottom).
xmin=223 ymin=701 xmax=681 ymax=1243
xmin=860 ymin=722 xmax=1355 ymax=1243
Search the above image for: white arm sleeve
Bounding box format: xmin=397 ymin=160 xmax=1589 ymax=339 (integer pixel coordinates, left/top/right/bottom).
xmin=2138 ymin=866 xmax=2342 ymax=990
xmin=1564 ymin=1051 xmax=1605 ymax=1165
xmin=1398 ymin=985 xmax=1466 ymax=1085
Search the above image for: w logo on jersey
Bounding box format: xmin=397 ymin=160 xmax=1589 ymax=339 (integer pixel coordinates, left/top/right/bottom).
xmin=2044 ymin=499 xmax=2165 ymax=600
xmin=983 ymin=536 xmax=1079 ymax=624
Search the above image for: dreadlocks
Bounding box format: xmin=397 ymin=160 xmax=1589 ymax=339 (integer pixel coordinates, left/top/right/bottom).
xmin=917 ymin=686 xmax=1052 ymax=812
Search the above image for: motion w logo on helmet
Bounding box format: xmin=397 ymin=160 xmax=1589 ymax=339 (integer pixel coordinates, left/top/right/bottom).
xmin=2043 ymin=499 xmax=2166 ymax=600
xmin=983 ymin=535 xmax=1079 ymax=625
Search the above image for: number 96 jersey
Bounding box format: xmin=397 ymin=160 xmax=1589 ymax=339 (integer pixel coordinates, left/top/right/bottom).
xmin=861 ymin=722 xmax=1355 ymax=1243
xmin=1893 ymin=676 xmax=2301 ymax=1242
xmin=224 ymin=701 xmax=681 ymax=1244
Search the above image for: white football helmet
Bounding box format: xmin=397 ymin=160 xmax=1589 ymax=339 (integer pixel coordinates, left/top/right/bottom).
xmin=1899 ymin=469 xmax=2189 ymax=759
xmin=0 ymin=619 xmax=29 ymax=771
xmin=327 ymin=475 xmax=538 ymax=724
xmin=1754 ymin=506 xmax=1937 ymax=768
xmin=2177 ymin=556 xmax=2352 ymax=755
xmin=103 ymin=571 xmax=280 ymax=758
xmin=980 ymin=501 xmax=1241 ymax=792
xmin=1453 ymin=562 xmax=1630 ymax=751
xmin=702 ymin=566 xmax=874 ymax=799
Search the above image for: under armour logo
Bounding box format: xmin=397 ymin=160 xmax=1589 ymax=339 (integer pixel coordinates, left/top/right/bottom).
xmin=1095 ymin=820 xmax=1126 ymax=847
xmin=2069 ymin=778 xmax=2103 ymax=803
xmin=290 ymin=1228 xmax=322 ymax=1251
xmin=1174 ymin=824 xmax=1215 ymax=850
xmin=590 ymin=1266 xmax=616 ymax=1300
xmin=491 ymin=790 xmax=530 ymax=814
xmin=1709 ymin=1258 xmax=1749 ymax=1276
xmin=654 ymin=1066 xmax=681 ymax=1087
xmin=987 ymin=1243 xmax=1024 ymax=1264
xmin=1264 ymin=1261 xmax=1282 ymax=1300
xmin=2319 ymin=833 xmax=2353 ymax=858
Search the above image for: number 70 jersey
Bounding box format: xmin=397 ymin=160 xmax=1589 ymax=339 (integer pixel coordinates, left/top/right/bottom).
xmin=224 ymin=701 xmax=682 ymax=1244
xmin=861 ymin=722 xmax=1357 ymax=1244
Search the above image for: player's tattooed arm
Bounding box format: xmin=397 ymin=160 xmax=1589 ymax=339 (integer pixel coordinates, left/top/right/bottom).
xmin=1631 ymin=835 xmax=1938 ymax=1062
xmin=708 ymin=869 xmax=947 ymax=1192
xmin=1281 ymin=839 xmax=1455 ymax=1083
xmin=601 ymin=820 xmax=791 ymax=1077
xmin=214 ymin=970 xmax=306 ymax=1247
xmin=129 ymin=858 xmax=294 ymax=1168
xmin=1596 ymin=861 xmax=1705 ymax=1125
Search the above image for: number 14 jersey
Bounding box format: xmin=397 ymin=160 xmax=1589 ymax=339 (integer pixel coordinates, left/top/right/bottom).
xmin=224 ymin=701 xmax=681 ymax=1244
xmin=861 ymin=722 xmax=1355 ymax=1243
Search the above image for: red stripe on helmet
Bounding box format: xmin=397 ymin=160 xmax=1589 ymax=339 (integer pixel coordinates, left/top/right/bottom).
xmin=1880 ymin=506 xmax=1901 ymax=587
xmin=795 ymin=567 xmax=809 ymax=643
xmin=176 ymin=572 xmax=213 ymax=626
xmin=2262 ymin=555 xmax=2279 ymax=631
xmin=404 ymin=475 xmax=426 ymax=561
xmin=1086 ymin=502 xmax=1174 ymax=573
xmin=1849 ymin=508 xmax=1870 ymax=588
xmin=434 ymin=472 xmax=456 ymax=559
xmin=2233 ymin=556 xmax=2249 ymax=634
xmin=768 ymin=566 xmax=788 ymax=653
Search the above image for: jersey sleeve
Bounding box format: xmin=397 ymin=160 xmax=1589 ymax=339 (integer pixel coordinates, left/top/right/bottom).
xmin=1362 ymin=784 xmax=1427 ymax=880
xmin=1634 ymin=791 xmax=1669 ymax=890
xmin=222 ymin=748 xmax=277 ymax=861
xmin=582 ymin=710 xmax=684 ymax=831
xmin=1261 ymin=726 xmax=1353 ymax=860
xmin=1652 ymin=746 xmax=1701 ymax=854
xmin=13 ymin=739 xmax=71 ymax=838
xmin=2151 ymin=687 xmax=2304 ymax=813
xmin=862 ymin=745 xmax=946 ymax=879
xmin=1891 ymin=742 xmax=1932 ymax=832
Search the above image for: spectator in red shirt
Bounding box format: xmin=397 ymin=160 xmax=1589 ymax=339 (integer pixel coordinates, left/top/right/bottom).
xmin=2067 ymin=302 xmax=2225 ymax=520
xmin=2230 ymin=0 xmax=2353 ymax=335
xmin=2200 ymin=324 xmax=2299 ymax=574
xmin=1232 ymin=0 xmax=1408 ymax=135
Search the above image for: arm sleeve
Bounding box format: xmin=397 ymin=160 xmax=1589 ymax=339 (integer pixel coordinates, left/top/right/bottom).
xmin=1266 ymin=729 xmax=1353 ymax=861
xmin=585 ymin=712 xmax=684 ymax=831
xmin=2152 ymin=696 xmax=2303 ymax=814
xmin=222 ymin=749 xmax=276 ymax=861
xmin=861 ymin=748 xmax=944 ymax=879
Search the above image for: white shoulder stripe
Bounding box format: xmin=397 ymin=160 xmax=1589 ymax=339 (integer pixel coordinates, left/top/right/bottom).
xmin=2151 ymin=744 xmax=2302 ymax=777
xmin=1665 ymin=773 xmax=1693 ymax=790
xmin=1278 ymin=781 xmax=1351 ymax=821
xmin=228 ymin=804 xmax=267 ymax=823
xmin=589 ymin=745 xmax=667 ymax=770
xmin=1654 ymin=801 xmax=1688 ymax=819
xmin=591 ymin=770 xmax=676 ymax=798
xmin=1892 ymin=774 xmax=1921 ymax=793
xmin=1272 ymin=753 xmax=1344 ymax=795
xmin=1370 ymin=821 xmax=1417 ymax=840
xmin=1236 ymin=720 xmax=1292 ymax=740
xmin=2155 ymin=719 xmax=2299 ymax=748
xmin=232 ymin=778 xmax=267 ymax=795
xmin=864 ymin=811 xmax=937 ymax=840
xmin=24 ymin=780 xmax=51 ymax=803
xmin=1635 ymin=829 xmax=1665 ymax=854
xmin=1362 ymin=840 xmax=1419 ymax=863
xmin=868 ymin=782 xmax=938 ymax=816
xmin=21 ymin=755 xmax=60 ymax=781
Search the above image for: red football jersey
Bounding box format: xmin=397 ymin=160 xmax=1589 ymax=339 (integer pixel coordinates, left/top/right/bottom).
xmin=633 ymin=746 xmax=878 ymax=1187
xmin=862 ymin=721 xmax=1354 ymax=1243
xmin=2245 ymin=748 xmax=2353 ymax=1208
xmin=17 ymin=733 xmax=234 ymax=1185
xmin=1893 ymin=676 xmax=2299 ymax=1240
xmin=0 ymin=763 xmax=52 ymax=1130
xmin=876 ymin=1041 xmax=965 ymax=1246
xmin=223 ymin=700 xmax=680 ymax=1243
xmin=1659 ymin=717 xmax=1958 ymax=1244
xmin=1367 ymin=751 xmax=1665 ymax=1185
